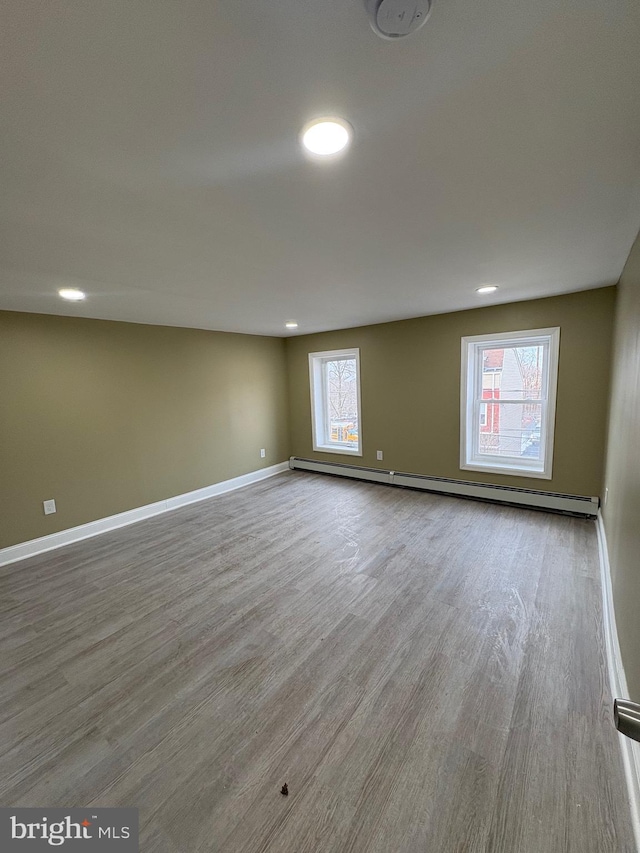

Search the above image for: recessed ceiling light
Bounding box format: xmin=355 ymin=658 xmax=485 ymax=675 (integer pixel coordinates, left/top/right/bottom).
xmin=301 ymin=118 xmax=352 ymax=156
xmin=476 ymin=285 xmax=498 ymax=294
xmin=58 ymin=288 xmax=86 ymax=301
xmin=285 ymin=321 xmax=298 ymax=329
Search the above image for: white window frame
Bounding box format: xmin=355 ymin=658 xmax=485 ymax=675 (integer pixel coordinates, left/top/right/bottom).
xmin=309 ymin=348 xmax=362 ymax=456
xmin=460 ymin=327 xmax=560 ymax=479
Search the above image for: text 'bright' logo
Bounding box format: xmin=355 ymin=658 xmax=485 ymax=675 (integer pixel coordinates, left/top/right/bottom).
xmin=11 ymin=816 xmax=94 ymax=846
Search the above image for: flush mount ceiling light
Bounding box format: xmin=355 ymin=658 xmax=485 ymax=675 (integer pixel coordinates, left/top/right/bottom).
xmin=301 ymin=118 xmax=352 ymax=157
xmin=476 ymin=285 xmax=499 ymax=294
xmin=58 ymin=288 xmax=86 ymax=301
xmin=285 ymin=321 xmax=298 ymax=329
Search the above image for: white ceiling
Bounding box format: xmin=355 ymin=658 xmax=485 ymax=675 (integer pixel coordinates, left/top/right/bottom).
xmin=1 ymin=0 xmax=640 ymax=336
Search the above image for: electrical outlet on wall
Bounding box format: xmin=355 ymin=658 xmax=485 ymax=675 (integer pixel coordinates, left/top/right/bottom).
xmin=376 ymin=450 xmax=383 ymax=461
xmin=43 ymin=499 xmax=56 ymax=515
xmin=260 ymin=448 xmax=266 ymax=458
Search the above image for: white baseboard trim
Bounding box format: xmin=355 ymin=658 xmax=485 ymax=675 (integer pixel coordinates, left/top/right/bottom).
xmin=596 ymin=511 xmax=640 ymax=851
xmin=0 ymin=461 xmax=290 ymax=568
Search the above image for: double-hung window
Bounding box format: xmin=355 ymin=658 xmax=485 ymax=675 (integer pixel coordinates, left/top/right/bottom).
xmin=309 ymin=348 xmax=362 ymax=455
xmin=460 ymin=328 xmax=560 ymax=479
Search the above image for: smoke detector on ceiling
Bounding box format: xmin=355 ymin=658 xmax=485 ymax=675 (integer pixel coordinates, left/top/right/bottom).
xmin=366 ymin=0 xmax=432 ymax=40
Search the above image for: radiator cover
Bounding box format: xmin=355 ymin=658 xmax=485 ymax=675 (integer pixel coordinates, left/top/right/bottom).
xmin=289 ymin=457 xmax=599 ymax=517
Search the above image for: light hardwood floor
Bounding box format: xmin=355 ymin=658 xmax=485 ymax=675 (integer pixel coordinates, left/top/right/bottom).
xmin=0 ymin=471 xmax=635 ymax=851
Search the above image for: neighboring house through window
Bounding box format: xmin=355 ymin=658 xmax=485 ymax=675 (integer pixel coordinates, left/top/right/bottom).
xmin=309 ymin=348 xmax=362 ymax=455
xmin=460 ymin=328 xmax=560 ymax=478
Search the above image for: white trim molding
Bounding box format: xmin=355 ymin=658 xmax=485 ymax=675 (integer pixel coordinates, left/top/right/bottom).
xmin=596 ymin=511 xmax=640 ymax=851
xmin=0 ymin=462 xmax=290 ymax=568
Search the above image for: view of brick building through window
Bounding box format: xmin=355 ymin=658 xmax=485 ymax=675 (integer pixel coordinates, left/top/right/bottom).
xmin=326 ymin=358 xmax=359 ymax=445
xmin=480 ymin=345 xmax=544 ymax=460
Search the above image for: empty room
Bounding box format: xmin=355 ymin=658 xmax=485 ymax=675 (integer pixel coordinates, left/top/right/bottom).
xmin=1 ymin=1 xmax=640 ymax=851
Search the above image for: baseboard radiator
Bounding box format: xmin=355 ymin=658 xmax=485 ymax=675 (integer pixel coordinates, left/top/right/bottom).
xmin=289 ymin=457 xmax=599 ymax=517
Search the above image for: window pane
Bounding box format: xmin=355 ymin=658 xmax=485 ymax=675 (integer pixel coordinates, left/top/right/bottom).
xmin=325 ymin=358 xmax=359 ymax=446
xmin=481 ymin=344 xmax=545 ymax=401
xmin=477 ymin=401 xmax=543 ymax=461
xmin=463 ymin=328 xmax=559 ymax=477
xmin=309 ymin=348 xmax=361 ymax=455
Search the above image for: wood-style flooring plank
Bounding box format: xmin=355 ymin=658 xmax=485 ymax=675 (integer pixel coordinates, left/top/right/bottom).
xmin=0 ymin=471 xmax=634 ymax=852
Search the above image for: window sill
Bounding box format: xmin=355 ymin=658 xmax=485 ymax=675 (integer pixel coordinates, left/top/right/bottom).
xmin=460 ymin=461 xmax=552 ymax=480
xmin=313 ymin=444 xmax=362 ymax=457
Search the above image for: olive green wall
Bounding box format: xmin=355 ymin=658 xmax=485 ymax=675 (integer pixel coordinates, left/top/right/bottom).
xmin=603 ymin=232 xmax=640 ymax=700
xmin=286 ymin=287 xmax=616 ymax=496
xmin=0 ymin=311 xmax=290 ymax=549
xmin=0 ymin=287 xmax=619 ymax=552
